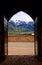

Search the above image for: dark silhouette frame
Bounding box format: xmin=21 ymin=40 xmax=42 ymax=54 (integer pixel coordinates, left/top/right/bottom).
xmin=0 ymin=1 xmax=41 ymax=61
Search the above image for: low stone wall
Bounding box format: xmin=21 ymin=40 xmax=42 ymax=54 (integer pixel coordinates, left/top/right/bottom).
xmin=8 ymin=35 xmax=34 ymax=42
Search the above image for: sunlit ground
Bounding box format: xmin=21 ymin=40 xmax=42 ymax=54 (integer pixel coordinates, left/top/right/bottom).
xmin=8 ymin=42 xmax=34 ymax=55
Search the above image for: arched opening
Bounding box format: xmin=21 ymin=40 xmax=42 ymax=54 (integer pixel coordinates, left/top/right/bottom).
xmin=8 ymin=11 xmax=35 ymax=55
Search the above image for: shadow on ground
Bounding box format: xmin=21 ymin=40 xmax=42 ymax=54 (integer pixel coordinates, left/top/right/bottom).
xmin=0 ymin=55 xmax=42 ymax=65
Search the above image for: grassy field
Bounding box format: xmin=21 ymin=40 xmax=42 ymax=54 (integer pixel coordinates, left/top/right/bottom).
xmin=8 ymin=32 xmax=34 ymax=36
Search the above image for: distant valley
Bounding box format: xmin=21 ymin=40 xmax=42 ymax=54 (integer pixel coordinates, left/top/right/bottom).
xmin=8 ymin=20 xmax=34 ymax=36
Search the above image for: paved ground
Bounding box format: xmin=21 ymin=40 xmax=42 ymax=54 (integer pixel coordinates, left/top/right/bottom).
xmin=0 ymin=42 xmax=42 ymax=65
xmin=8 ymin=42 xmax=34 ymax=55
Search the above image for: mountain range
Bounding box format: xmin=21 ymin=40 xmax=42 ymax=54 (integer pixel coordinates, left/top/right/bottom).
xmin=8 ymin=20 xmax=34 ymax=36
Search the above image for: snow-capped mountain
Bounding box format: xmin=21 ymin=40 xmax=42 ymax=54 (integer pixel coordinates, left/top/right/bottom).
xmin=8 ymin=20 xmax=34 ymax=32
xmin=8 ymin=11 xmax=34 ymax=35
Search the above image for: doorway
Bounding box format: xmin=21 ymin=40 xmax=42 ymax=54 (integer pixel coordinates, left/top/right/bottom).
xmin=7 ymin=11 xmax=35 ymax=55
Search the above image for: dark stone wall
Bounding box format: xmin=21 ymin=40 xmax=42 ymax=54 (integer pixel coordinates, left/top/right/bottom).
xmin=41 ymin=26 xmax=42 ymax=56
xmin=0 ymin=0 xmax=42 ymax=61
xmin=0 ymin=16 xmax=5 ymax=61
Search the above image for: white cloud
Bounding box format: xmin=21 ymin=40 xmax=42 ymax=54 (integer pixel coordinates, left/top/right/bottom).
xmin=9 ymin=11 xmax=34 ymax=23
